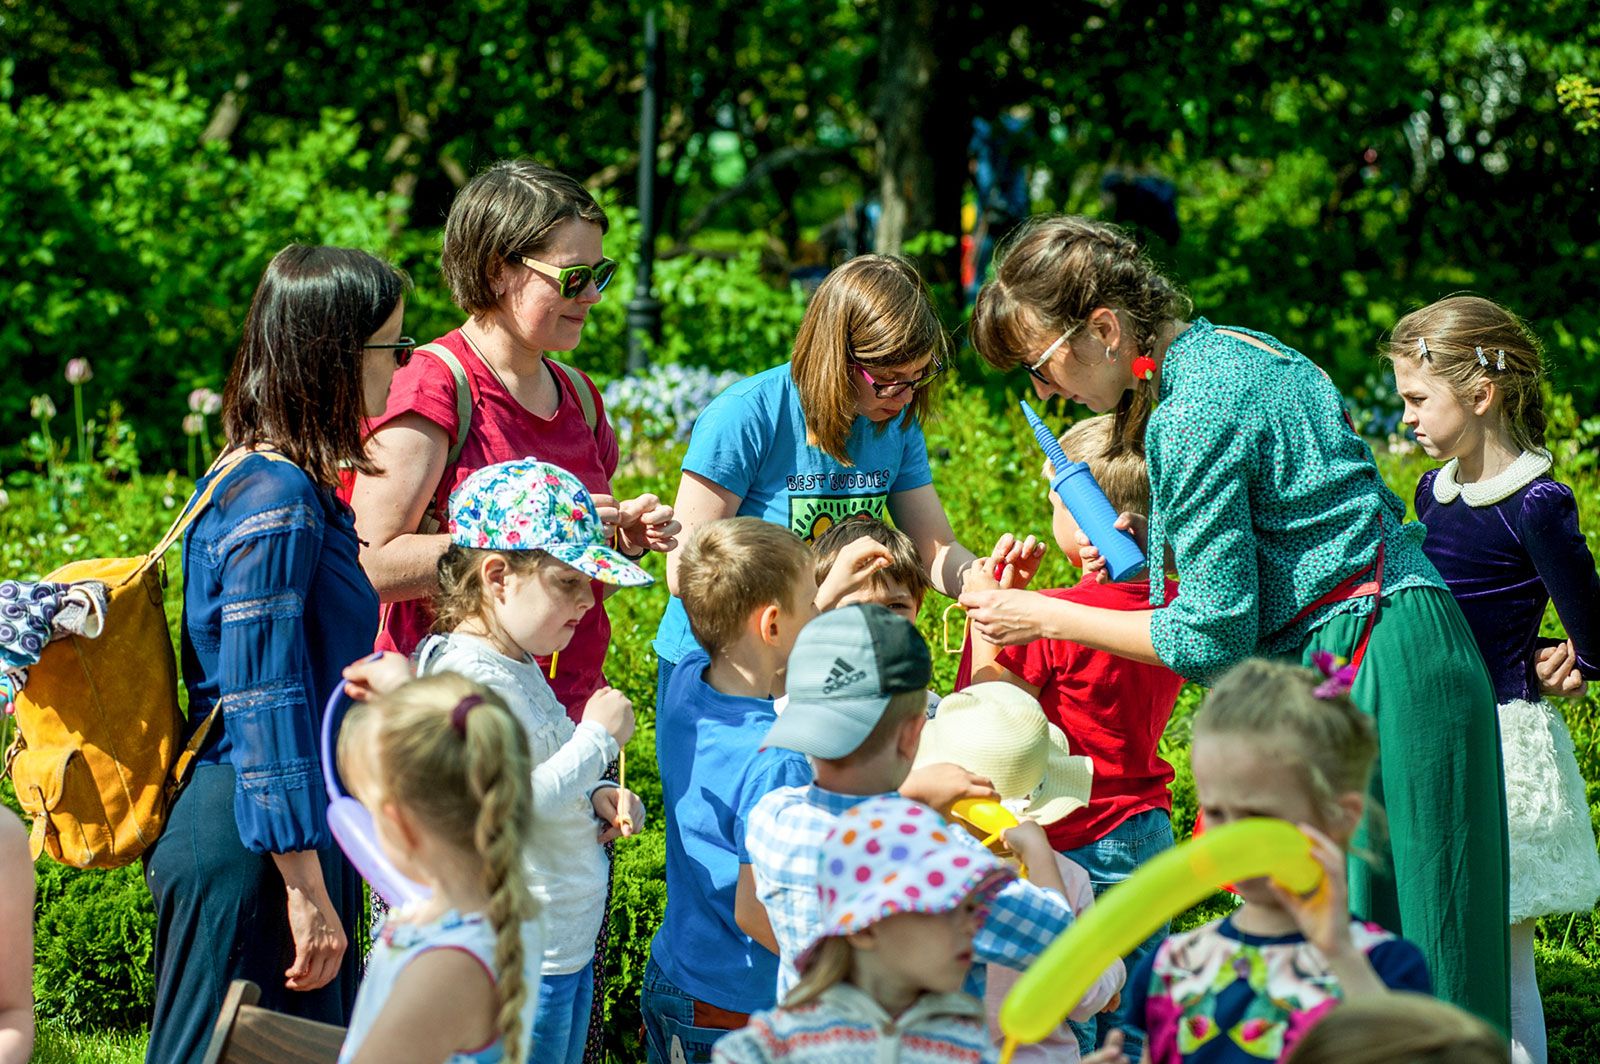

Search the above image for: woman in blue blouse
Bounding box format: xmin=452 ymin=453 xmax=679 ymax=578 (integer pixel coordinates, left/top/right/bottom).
xmin=143 ymin=246 xmax=408 ymax=1063
xmin=958 ymin=217 xmax=1510 ymax=1037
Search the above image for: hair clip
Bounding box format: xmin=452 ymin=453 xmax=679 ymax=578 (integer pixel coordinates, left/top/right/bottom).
xmin=450 ymin=693 xmax=485 ymax=736
xmin=1416 ymin=337 xmax=1430 ymax=360
xmin=1475 ymin=346 xmax=1489 ymax=368
xmin=1310 ymin=650 xmax=1357 ymax=700
xmin=1496 ymin=349 xmax=1507 ymax=371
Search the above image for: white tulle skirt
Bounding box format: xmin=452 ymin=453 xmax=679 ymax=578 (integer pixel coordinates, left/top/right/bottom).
xmin=1500 ymin=698 xmax=1600 ymax=922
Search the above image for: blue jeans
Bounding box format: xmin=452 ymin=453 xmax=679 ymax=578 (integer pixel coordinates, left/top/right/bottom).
xmin=641 ymin=956 xmax=741 ymax=1064
xmin=1059 ymin=808 xmax=1175 ymax=1060
xmin=530 ymin=960 xmax=595 ymax=1064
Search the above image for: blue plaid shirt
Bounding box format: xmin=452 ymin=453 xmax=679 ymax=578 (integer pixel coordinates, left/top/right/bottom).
xmin=745 ymin=784 xmax=1074 ymax=999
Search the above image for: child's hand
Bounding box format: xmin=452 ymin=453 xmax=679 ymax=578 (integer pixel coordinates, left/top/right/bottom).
xmin=1099 ymin=991 xmax=1121 ymax=1015
xmin=987 ymin=532 xmax=1046 ymax=589
xmin=582 ymin=686 xmax=635 ymax=747
xmin=1082 ymin=1029 xmax=1129 ymax=1064
xmin=616 ymin=492 xmax=681 ymax=555
xmin=1535 ymin=639 xmax=1589 ymax=699
xmin=1076 ymin=512 xmax=1147 ymax=583
xmin=341 ymin=652 xmax=414 ymax=701
xmin=899 ymin=763 xmax=998 ymax=815
xmin=1268 ymin=823 xmax=1355 ymax=960
xmin=998 ymin=819 xmax=1054 ymax=867
xmin=962 ymin=556 xmax=1002 ymax=596
xmin=815 ymin=537 xmax=894 ymax=610
xmin=593 ymin=786 xmax=645 ymax=844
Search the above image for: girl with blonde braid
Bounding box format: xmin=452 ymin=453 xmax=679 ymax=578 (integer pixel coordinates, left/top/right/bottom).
xmin=336 ymin=673 xmax=542 ymax=1064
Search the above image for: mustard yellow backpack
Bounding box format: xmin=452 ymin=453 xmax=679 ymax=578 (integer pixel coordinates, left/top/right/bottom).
xmin=3 ymin=451 xmax=289 ymax=868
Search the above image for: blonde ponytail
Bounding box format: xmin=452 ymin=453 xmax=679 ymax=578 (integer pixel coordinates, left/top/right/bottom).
xmin=344 ymin=673 xmax=538 ymax=1060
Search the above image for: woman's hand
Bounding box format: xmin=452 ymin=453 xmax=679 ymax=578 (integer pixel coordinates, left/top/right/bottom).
xmin=987 ymin=533 xmax=1046 ymax=589
xmin=595 ymin=492 xmax=681 ymax=556
xmin=593 ymin=787 xmax=645 ymax=844
xmin=1267 ymin=824 xmax=1353 ymax=960
xmin=1076 ymin=512 xmax=1147 ymax=583
xmin=273 ymin=852 xmax=348 ymax=992
xmin=341 ymin=652 xmax=414 ymax=701
xmin=958 ymin=588 xmax=1051 ymax=646
xmin=1535 ymin=640 xmax=1589 ymax=699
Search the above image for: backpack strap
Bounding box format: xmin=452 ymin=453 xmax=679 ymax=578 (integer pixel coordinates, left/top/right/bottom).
xmin=416 ymin=343 xmax=475 ymax=467
xmin=548 ymin=358 xmax=600 ymax=436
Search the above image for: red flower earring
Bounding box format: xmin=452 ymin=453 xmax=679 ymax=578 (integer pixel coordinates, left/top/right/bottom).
xmin=1131 ymin=355 xmax=1157 ymax=382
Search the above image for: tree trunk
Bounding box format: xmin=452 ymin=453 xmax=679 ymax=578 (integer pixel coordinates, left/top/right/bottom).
xmin=873 ymin=0 xmax=964 ymax=287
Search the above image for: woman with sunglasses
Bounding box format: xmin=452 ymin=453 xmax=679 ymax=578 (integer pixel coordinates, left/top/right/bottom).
xmin=956 ymin=215 xmax=1509 ymax=1040
xmin=348 ymin=159 xmax=679 ymax=722
xmin=144 ymin=245 xmax=407 ymax=1064
xmin=652 ymin=255 xmax=1044 ymax=711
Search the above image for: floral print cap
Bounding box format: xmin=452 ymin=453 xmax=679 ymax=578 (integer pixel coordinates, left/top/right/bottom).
xmin=795 ymin=795 xmax=1016 ymax=973
xmin=447 ymin=459 xmax=653 ymax=587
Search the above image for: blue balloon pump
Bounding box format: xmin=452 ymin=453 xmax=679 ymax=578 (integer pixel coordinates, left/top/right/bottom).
xmin=1021 ymin=401 xmax=1147 ymax=582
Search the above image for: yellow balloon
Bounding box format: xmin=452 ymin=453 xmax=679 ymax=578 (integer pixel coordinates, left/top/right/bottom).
xmin=998 ymin=818 xmax=1323 ymax=1047
xmin=950 ymin=798 xmax=1018 ymax=843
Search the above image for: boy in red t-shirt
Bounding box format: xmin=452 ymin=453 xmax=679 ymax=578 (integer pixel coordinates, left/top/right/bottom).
xmin=965 ymin=413 xmax=1183 ymax=1061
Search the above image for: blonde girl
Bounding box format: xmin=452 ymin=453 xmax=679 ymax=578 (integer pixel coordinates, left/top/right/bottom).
xmin=1281 ymin=993 xmax=1507 ymax=1064
xmin=419 ymin=457 xmax=651 ymax=1064
xmin=1125 ymin=659 xmax=1431 ymax=1064
xmin=655 ymin=254 xmax=1045 ymax=708
xmin=337 ymin=673 xmax=540 ymax=1064
xmin=1388 ymin=294 xmax=1600 ymax=1064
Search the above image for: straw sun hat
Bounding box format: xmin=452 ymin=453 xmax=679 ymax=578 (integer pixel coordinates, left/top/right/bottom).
xmin=914 ymin=682 xmax=1093 ymax=825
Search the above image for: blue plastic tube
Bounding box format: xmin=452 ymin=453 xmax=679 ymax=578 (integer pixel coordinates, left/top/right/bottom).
xmin=1021 ymin=401 xmax=1148 ymax=582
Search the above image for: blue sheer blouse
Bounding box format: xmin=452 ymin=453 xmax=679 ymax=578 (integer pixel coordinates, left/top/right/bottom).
xmin=179 ymin=453 xmax=379 ymax=854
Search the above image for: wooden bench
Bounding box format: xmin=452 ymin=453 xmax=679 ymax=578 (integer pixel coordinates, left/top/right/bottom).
xmin=200 ymin=980 xmax=346 ymax=1064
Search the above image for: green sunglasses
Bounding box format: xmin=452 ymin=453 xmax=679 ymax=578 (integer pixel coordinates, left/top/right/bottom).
xmin=514 ymin=253 xmax=618 ymax=298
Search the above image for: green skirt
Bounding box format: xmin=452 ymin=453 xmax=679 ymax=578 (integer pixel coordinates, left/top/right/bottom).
xmin=1295 ymin=585 xmax=1509 ymax=1035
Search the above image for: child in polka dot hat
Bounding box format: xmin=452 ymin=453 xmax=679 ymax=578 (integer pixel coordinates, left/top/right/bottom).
xmin=713 ymin=795 xmax=1012 ymax=1063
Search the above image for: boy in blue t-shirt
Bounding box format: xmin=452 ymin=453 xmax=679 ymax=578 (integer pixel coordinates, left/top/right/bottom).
xmin=642 ymin=517 xmax=894 ymax=1063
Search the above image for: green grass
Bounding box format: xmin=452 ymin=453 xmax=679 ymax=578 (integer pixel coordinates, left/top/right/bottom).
xmin=31 ymin=1023 xmax=146 ymax=1064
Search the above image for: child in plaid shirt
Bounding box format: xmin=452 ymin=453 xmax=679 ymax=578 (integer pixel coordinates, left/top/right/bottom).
xmin=744 ymin=605 xmax=1076 ymax=1002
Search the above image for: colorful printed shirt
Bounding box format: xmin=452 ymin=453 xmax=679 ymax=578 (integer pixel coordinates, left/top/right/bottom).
xmin=745 ymin=784 xmax=1073 ymax=1000
xmin=711 ymin=982 xmax=992 ymax=1064
xmin=653 ymin=363 xmax=934 ymax=664
xmin=1126 ymin=915 xmax=1431 ymax=1063
xmin=1144 ymin=319 xmax=1444 ymax=684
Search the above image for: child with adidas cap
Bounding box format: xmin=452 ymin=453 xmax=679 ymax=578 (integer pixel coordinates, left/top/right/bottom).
xmin=743 ymin=605 xmax=1074 ymax=1005
xmin=916 ymin=683 xmax=1126 ymax=1063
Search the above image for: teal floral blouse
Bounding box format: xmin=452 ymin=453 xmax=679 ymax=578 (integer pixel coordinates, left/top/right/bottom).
xmin=1144 ymin=319 xmax=1444 ymax=684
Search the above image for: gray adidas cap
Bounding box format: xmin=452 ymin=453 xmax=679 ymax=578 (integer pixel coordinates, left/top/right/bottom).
xmin=763 ymin=604 xmax=933 ymax=760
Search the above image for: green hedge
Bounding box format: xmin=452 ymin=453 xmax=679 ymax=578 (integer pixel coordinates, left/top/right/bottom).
xmin=4 ymin=382 xmax=1599 ymax=1061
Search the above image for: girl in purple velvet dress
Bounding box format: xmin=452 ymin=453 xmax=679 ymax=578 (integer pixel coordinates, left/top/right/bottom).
xmin=1387 ymin=295 xmax=1600 ymax=1064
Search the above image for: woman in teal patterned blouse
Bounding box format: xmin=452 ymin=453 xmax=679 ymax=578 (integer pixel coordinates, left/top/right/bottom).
xmin=959 ymin=216 xmax=1509 ymax=1036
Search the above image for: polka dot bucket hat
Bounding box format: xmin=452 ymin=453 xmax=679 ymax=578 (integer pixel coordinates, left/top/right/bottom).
xmin=447 ymin=459 xmax=653 ymax=586
xmin=796 ymin=795 xmax=1016 ymax=972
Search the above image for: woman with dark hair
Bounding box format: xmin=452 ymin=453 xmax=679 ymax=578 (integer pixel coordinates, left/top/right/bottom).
xmin=957 ymin=215 xmax=1510 ymax=1040
xmin=143 ymin=244 xmax=409 ymax=1064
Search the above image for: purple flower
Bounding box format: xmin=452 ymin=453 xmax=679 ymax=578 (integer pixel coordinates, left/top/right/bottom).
xmin=182 ymin=413 xmax=205 ymax=437
xmin=1310 ymin=650 xmax=1357 ymax=699
xmin=65 ymin=358 xmax=93 ymax=385
xmin=188 ymin=387 xmax=222 ymax=415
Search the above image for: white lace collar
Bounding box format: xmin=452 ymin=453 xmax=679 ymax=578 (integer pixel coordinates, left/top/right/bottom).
xmin=1432 ymin=449 xmax=1552 ymax=507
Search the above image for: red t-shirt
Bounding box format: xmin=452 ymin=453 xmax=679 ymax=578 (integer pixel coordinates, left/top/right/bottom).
xmin=965 ymin=576 xmax=1184 ymax=852
xmin=358 ymin=329 xmax=620 ymax=722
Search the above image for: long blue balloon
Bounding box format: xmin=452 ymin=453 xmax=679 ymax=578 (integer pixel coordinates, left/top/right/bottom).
xmin=1021 ymin=401 xmax=1147 ymax=581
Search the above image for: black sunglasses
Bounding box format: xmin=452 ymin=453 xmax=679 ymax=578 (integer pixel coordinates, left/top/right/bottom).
xmin=364 ymin=336 xmax=417 ymax=368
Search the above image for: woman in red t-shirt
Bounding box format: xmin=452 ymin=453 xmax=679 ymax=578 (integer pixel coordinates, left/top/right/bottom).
xmin=349 ymin=160 xmax=679 ymax=722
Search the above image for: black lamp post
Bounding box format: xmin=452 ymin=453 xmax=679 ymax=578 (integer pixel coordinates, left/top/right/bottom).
xmin=626 ymin=6 xmax=663 ymax=372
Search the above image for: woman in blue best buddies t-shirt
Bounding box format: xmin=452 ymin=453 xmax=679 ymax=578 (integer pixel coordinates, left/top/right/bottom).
xmin=654 ymin=255 xmax=1044 ymax=699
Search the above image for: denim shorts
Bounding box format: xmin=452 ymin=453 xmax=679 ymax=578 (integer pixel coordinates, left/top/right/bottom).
xmin=640 ymin=956 xmax=742 ymax=1064
xmin=1059 ymin=807 xmax=1176 ymax=1059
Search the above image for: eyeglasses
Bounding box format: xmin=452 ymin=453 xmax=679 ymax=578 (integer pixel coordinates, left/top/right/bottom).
xmin=856 ymin=358 xmax=947 ymax=399
xmin=1026 ymin=326 xmax=1079 ymax=384
xmin=364 ymin=336 xmax=416 ymax=368
xmin=514 ymin=254 xmax=619 ymax=299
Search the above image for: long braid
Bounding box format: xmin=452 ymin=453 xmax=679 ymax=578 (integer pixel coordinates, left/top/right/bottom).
xmin=342 ymin=673 xmax=538 ymax=1062
xmin=462 ymin=702 xmax=536 ymax=1063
